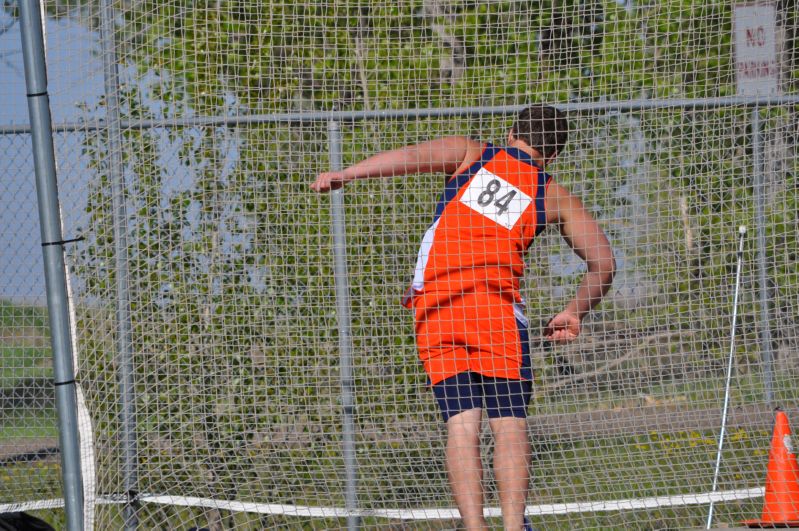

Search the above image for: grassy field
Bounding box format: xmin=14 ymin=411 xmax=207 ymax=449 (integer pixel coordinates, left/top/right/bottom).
xmin=0 ymin=300 xmax=779 ymax=529
xmin=0 ymin=300 xmax=49 ymax=329
xmin=0 ymin=299 xmax=60 ymax=524
xmin=0 ymin=300 xmax=55 ymax=440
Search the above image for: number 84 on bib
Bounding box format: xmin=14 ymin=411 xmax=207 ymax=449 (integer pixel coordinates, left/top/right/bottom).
xmin=460 ymin=168 xmax=533 ymax=230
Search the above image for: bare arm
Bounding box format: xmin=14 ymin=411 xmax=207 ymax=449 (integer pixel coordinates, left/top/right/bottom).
xmin=310 ymin=136 xmax=484 ymax=192
xmin=544 ymin=183 xmax=616 ymax=342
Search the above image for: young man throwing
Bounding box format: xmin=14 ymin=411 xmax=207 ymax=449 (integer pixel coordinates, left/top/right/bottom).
xmin=311 ymin=105 xmax=616 ymax=530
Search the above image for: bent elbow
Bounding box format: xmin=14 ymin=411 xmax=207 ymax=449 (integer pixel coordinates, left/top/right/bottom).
xmin=589 ymin=254 xmax=616 ymax=286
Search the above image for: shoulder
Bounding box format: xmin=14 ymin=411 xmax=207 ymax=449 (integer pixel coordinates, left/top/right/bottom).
xmin=544 ymin=181 xmax=588 ymax=224
xmin=446 ymin=137 xmax=489 ymax=178
xmin=426 ymin=136 xmax=484 ymax=156
xmin=441 ymin=136 xmax=486 ymax=159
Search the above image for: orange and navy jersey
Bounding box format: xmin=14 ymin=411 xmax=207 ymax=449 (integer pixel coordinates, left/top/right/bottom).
xmin=405 ymin=143 xmax=551 ymax=309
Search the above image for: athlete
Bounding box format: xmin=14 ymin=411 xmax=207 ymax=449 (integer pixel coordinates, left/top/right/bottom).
xmin=311 ymin=105 xmax=616 ymax=530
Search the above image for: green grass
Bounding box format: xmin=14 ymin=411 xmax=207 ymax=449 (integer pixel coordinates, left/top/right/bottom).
xmin=0 ymin=299 xmax=49 ymax=329
xmin=0 ymin=460 xmax=62 ymax=500
xmin=0 ymin=300 xmax=55 ymax=438
xmin=0 ymin=346 xmax=52 ymax=381
xmin=0 ymin=301 xmax=778 ymax=529
xmin=0 ymin=299 xmax=52 ymax=388
xmin=0 ymin=409 xmax=58 ymax=439
xmin=0 ymin=343 xmax=55 ymax=439
xmin=93 ymin=423 xmax=768 ymax=529
xmin=533 ymin=364 xmax=797 ymax=416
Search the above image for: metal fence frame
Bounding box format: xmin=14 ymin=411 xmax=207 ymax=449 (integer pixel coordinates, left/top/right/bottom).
xmin=14 ymin=0 xmax=799 ymax=528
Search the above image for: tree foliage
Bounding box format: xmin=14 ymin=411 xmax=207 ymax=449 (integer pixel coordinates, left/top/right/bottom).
xmin=112 ymin=0 xmax=740 ymax=114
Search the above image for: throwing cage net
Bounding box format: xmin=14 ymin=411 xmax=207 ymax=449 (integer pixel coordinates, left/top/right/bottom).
xmin=2 ymin=0 xmax=799 ymax=529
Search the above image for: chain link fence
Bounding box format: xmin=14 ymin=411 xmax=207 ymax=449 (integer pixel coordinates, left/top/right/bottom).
xmin=3 ymin=1 xmax=799 ymax=530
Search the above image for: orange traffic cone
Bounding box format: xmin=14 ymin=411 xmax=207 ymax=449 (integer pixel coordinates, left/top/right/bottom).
xmin=744 ymin=409 xmax=799 ymax=528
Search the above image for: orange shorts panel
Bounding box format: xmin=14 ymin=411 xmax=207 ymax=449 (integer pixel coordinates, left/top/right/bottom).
xmin=413 ymin=289 xmax=530 ymax=385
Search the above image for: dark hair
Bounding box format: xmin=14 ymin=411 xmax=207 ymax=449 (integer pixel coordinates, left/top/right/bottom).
xmin=510 ymin=105 xmax=568 ymax=159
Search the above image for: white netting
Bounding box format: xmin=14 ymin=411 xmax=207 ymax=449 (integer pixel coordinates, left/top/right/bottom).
xmin=2 ymin=0 xmax=799 ymax=529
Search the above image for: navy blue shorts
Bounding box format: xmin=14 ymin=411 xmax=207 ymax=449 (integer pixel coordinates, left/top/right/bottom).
xmin=432 ymin=371 xmax=533 ymax=422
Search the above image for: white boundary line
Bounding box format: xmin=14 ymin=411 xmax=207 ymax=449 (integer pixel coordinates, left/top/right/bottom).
xmin=0 ymin=497 xmax=120 ymax=514
xmin=1 ymin=487 xmax=764 ymax=520
xmin=139 ymin=487 xmax=766 ymax=520
xmin=0 ymin=499 xmax=65 ymax=513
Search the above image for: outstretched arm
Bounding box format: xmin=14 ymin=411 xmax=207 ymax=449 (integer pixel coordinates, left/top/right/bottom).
xmin=310 ymin=136 xmax=484 ymax=192
xmin=544 ymin=183 xmax=616 ymax=343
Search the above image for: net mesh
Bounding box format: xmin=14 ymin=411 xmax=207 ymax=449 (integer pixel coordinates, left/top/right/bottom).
xmin=1 ymin=0 xmax=799 ymax=529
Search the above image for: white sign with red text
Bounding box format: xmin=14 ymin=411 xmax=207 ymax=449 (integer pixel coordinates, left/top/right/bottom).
xmin=734 ymin=4 xmax=779 ymax=96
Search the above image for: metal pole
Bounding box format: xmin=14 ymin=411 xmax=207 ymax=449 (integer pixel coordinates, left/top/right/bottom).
xmin=17 ymin=1 xmax=84 ymax=529
xmin=3 ymin=95 xmax=799 ymax=135
xmin=328 ymin=119 xmax=360 ymax=530
xmin=706 ymin=226 xmax=747 ymax=529
xmin=751 ymin=107 xmax=775 ymax=404
xmin=97 ymin=0 xmax=139 ymax=527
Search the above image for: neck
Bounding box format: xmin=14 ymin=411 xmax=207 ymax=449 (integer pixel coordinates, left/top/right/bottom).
xmin=508 ymin=139 xmax=548 ymax=168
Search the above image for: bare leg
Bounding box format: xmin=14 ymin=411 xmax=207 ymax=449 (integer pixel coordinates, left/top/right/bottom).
xmin=446 ymin=408 xmax=487 ymax=530
xmin=489 ymin=416 xmax=531 ymax=530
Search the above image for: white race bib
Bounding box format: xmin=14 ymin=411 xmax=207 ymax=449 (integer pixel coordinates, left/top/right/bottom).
xmin=459 ymin=168 xmax=532 ymax=230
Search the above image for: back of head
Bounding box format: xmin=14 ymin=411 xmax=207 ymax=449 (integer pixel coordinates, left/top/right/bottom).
xmin=511 ymin=105 xmax=568 ymax=159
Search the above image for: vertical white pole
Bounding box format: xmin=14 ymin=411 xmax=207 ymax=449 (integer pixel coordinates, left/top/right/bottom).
xmin=706 ymin=226 xmax=747 ymax=529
